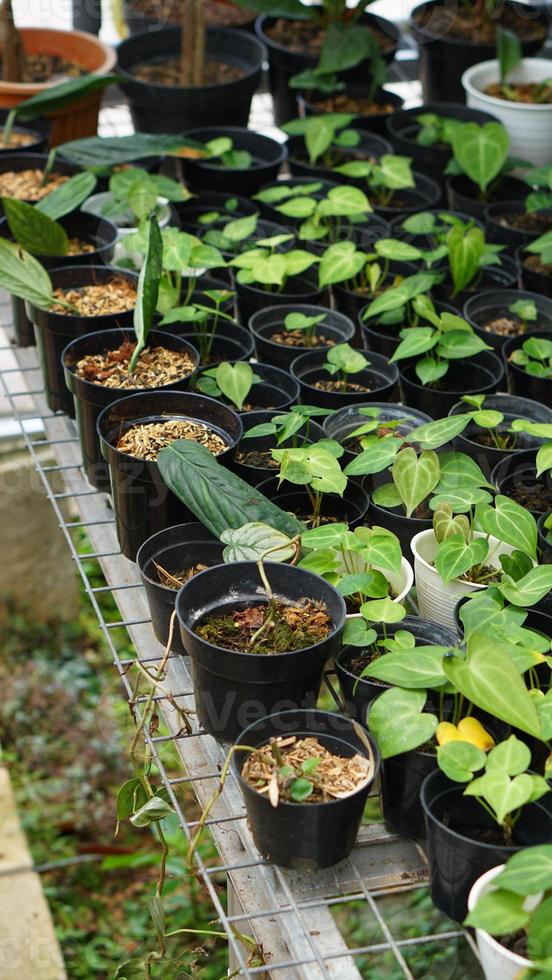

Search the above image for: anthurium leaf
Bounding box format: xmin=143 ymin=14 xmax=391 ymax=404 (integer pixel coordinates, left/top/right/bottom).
xmin=359 ymin=597 xmax=406 ymax=625
xmin=527 ymin=895 xmax=552 ymax=963
xmin=366 ymin=646 xmax=448 ymax=689
xmin=391 ymin=327 xmax=437 ymax=362
xmin=360 ymin=531 xmax=403 ymax=578
xmin=465 ymin=770 xmax=534 ymax=826
xmin=2 ymin=197 xmax=69 ymax=256
xmin=337 ymin=570 xmax=389 ymax=599
xmin=214 ymin=362 xmax=253 ymax=410
xmin=392 ymin=448 xmax=440 ymax=518
xmin=487 ymin=734 xmax=531 ymax=776
xmin=299 ymin=523 xmax=349 ymax=550
xmin=437 ymin=329 xmax=490 ymax=359
xmin=495 ymin=845 xmax=552 ymax=895
xmin=437 ymin=451 xmax=491 ymax=490
xmin=443 ymin=640 xmax=543 ymax=738
xmin=371 ymin=483 xmax=403 ymax=508
xmin=447 ymin=224 xmax=485 ymax=294
xmin=437 ymin=741 xmax=486 ymax=782
xmin=318 ymin=241 xmax=365 ymax=287
xmin=434 ymin=534 xmax=488 ymax=583
xmin=129 ymin=214 xmax=162 ymax=371
xmin=157 ymin=440 xmax=304 ymax=539
xmin=0 ymin=238 xmax=53 ymax=307
xmin=416 ymin=357 xmax=448 ymax=386
xmin=220 ymin=522 xmax=294 ymax=563
xmin=116 ymin=778 xmax=149 ymax=821
xmin=35 ymin=170 xmax=97 ymax=220
xmin=464 ymin=889 xmax=529 ymax=934
xmin=431 ymin=487 xmax=493 ymax=513
xmin=497 ymin=566 xmax=552 ymax=607
xmin=433 ymin=502 xmax=470 ymax=543
xmin=367 ymin=687 xmax=437 ymax=759
xmin=343 ymin=437 xmax=404 ymax=477
xmin=451 ymin=122 xmax=510 ymax=193
xmin=476 ymin=494 xmax=537 ymax=558
xmin=414 ymin=414 xmax=471 ymax=450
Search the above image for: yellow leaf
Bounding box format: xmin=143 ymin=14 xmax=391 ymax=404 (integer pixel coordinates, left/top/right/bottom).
xmin=457 ymin=717 xmax=495 ymax=751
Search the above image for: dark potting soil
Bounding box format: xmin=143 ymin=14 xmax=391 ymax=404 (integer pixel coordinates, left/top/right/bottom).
xmin=131 ymin=55 xmax=245 ymax=87
xmin=470 ymin=428 xmax=517 ymax=450
xmin=0 ymin=169 xmax=68 ymax=200
xmin=496 ymin=211 xmax=552 ymax=234
xmin=266 ymin=18 xmax=395 ymax=56
xmin=269 ymin=330 xmax=333 ymax=348
xmin=508 ymin=484 xmax=552 ymax=512
xmin=241 ymin=735 xmax=371 ymax=804
xmin=413 ymin=4 xmax=546 ymax=44
xmin=485 ymin=82 xmax=552 ymax=104
xmin=497 ymin=931 xmax=528 ymax=959
xmin=314 ymin=379 xmax=373 ymax=393
xmin=447 ymin=820 xmax=514 ymax=846
xmin=116 ymin=418 xmax=228 ymax=460
xmin=0 ymin=52 xmax=86 ymax=84
xmin=154 ymin=560 xmax=208 ymax=589
xmin=524 ymin=255 xmax=552 ymax=277
xmin=131 ymin=0 xmax=255 ymax=26
xmin=234 ymin=447 xmax=279 ymax=468
xmin=75 ymin=341 xmax=195 ymax=389
xmin=195 ymin=598 xmax=331 ymax=654
xmin=307 ymin=93 xmax=396 ymax=116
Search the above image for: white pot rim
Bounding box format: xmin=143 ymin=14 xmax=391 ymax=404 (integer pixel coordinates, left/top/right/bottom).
xmin=462 ymin=58 xmax=552 ymax=111
xmin=345 ymin=556 xmax=413 ymax=620
xmin=410 ymin=529 xmax=489 ymax=591
xmin=468 ymin=865 xmax=534 ymax=969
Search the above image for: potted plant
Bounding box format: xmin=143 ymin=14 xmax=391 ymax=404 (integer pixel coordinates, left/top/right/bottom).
xmin=427 ymin=220 xmax=518 ymax=308
xmin=175 ymin=555 xmax=345 ymax=740
xmin=249 ymin=304 xmax=355 ymax=371
xmin=361 ymin=277 xmax=458 ymax=359
xmin=466 ymin=847 xmax=552 ymax=980
xmin=422 ymin=733 xmax=552 ymax=920
xmin=232 ymin=406 xmax=326 ymax=486
xmin=297 ymin=84 xmax=403 ymax=139
xmin=283 ymin=113 xmax=392 ymax=183
xmin=463 ymin=291 xmax=552 ymax=351
xmin=484 ymin=165 xmax=552 ymax=255
xmin=408 ymin=0 xmax=547 ymax=103
xmin=0 ymin=106 xmax=50 ymax=155
xmin=462 ymin=29 xmax=552 ymax=167
xmin=0 ymin=151 xmax=80 ymax=213
xmin=116 ymin=23 xmax=265 ymax=132
xmin=323 ymin=402 xmax=432 ymax=469
xmin=503 ymin=330 xmax=552 ymax=405
xmin=229 ymin=239 xmax=324 ymax=324
xmin=444 ymin=120 xmax=528 ymax=220
xmin=411 ymin=493 xmax=537 ymax=629
xmin=492 ymin=446 xmax=552 ymax=518
xmin=518 ymin=231 xmax=552 ymax=298
xmin=194 ymin=359 xmax=299 ymax=412
xmin=177 ymin=127 xmax=287 ymax=195
xmin=232 ymin=708 xmax=380 ymax=867
xmin=136 ymin=521 xmax=223 ymax=654
xmin=290 ymin=342 xmax=399 ymax=410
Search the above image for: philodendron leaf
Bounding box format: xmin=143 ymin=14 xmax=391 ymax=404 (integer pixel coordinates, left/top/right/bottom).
xmin=129 ymin=214 xmax=163 ymax=371
xmin=443 ymin=639 xmax=543 ymax=738
xmin=220 ymin=523 xmax=295 ymax=563
xmin=3 ymin=197 xmax=69 ymax=256
xmin=392 ymin=448 xmax=440 ymax=518
xmin=365 ymin=646 xmax=449 ymax=690
xmin=451 ymin=122 xmax=510 ymax=193
xmin=413 ymin=414 xmax=471 ymax=450
xmin=359 ymin=597 xmax=406 ymax=625
xmin=495 ymin=845 xmax=552 ymax=895
xmin=434 ymin=534 xmax=488 ymax=584
xmin=0 ymin=239 xmax=53 ymax=308
xmin=367 ymin=687 xmax=438 ymax=759
xmin=157 ymin=440 xmax=304 ymax=539
xmin=476 ymin=494 xmax=537 ymax=559
xmin=497 ymin=566 xmax=552 ymax=607
xmin=464 ymin=770 xmax=536 ymax=826
xmin=35 ymin=171 xmax=97 ymax=220
xmin=214 ymin=362 xmax=254 ymax=410
xmin=437 ymin=741 xmax=486 ymax=782
xmin=447 ymin=224 xmax=485 ymax=294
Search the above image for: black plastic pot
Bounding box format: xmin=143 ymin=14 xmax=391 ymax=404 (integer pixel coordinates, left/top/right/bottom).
xmin=233 ymin=708 xmax=379 ymax=868
xmin=231 ymin=409 xmax=325 ymax=487
xmin=409 ymin=0 xmax=549 ymax=103
xmin=517 ymin=244 xmax=552 ymax=299
xmin=446 ymin=174 xmax=528 ymax=222
xmin=257 ymin=476 xmax=370 ymax=530
xmin=162 ymin=319 xmax=254 ymax=367
xmin=399 ymin=350 xmax=504 ymax=417
xmin=485 ymin=202 xmax=552 ymax=258
xmin=492 ymin=448 xmax=552 ymax=518
xmin=287 ymin=131 xmax=392 ymax=183
xmin=431 ymin=256 xmax=519 ymax=309
xmin=63 ymin=328 xmax=198 ymax=491
xmin=449 ymin=392 xmax=552 ymax=483
xmin=249 ymin=304 xmax=355 ymax=372
xmin=175 ymin=189 xmax=258 ymax=232
xmin=136 ymin=522 xmax=223 ymax=654
xmin=195 ymin=361 xmax=299 ymax=412
xmin=256 ymin=10 xmax=399 ymax=126
xmin=0 ymin=153 xmax=79 ymax=214
xmin=503 ymin=329 xmax=552 ymax=407
xmin=176 ymin=562 xmax=346 ymax=740
xmin=421 ymin=768 xmax=552 ymax=921
xmin=26 ymin=265 xmax=137 ymax=417
xmin=116 ymin=26 xmax=265 ymax=132
xmin=97 ymin=390 xmax=242 ymax=561
xmin=385 ymin=102 xmax=498 ymax=193
xmin=361 ymin=299 xmax=459 ymax=359
xmin=0 ymin=109 xmax=50 ymax=156
xmin=297 ymin=86 xmax=404 ymax=137
xmin=463 ymin=289 xmax=552 ymax=353
xmin=369 ymin=172 xmax=442 ymax=221
xmin=235 ymin=267 xmax=326 ymax=326
xmin=323 ymin=401 xmax=432 ymax=471
xmin=332 ymin=260 xmax=417 ymax=325
xmin=538 ymin=511 xmax=552 ymax=564
xmin=291 ymin=347 xmax=399 ymax=409
xmin=335 ymin=618 xmax=456 ymax=726
xmin=179 ymin=126 xmax=286 ymax=195
xmin=1 ymin=210 xmax=118 ymax=348
xmin=389 ymin=208 xmax=483 ymax=250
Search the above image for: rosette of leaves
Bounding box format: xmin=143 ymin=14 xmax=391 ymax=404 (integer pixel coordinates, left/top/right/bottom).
xmin=199 ymin=136 xmax=254 ymax=170
xmin=254 ymin=182 xmax=373 ymax=242
xmin=230 ymin=239 xmax=318 ymax=291
xmin=389 ymin=303 xmax=492 ymax=386
xmin=271 ymin=439 xmax=347 ymax=524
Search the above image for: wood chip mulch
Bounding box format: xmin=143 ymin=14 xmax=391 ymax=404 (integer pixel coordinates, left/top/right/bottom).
xmin=116 ymin=419 xmax=228 ymax=460
xmin=51 ymin=279 xmax=137 ymax=317
xmin=0 ymin=169 xmax=69 ymax=200
xmin=75 ymin=341 xmax=195 ymax=389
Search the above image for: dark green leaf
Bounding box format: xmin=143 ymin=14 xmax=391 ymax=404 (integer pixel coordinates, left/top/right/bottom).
xmin=3 ymin=197 xmax=68 ymax=256
xmin=130 ymin=215 xmax=163 ymax=371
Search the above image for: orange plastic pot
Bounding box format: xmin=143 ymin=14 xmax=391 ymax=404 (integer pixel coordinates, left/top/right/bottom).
xmin=0 ymin=28 xmax=116 ymax=145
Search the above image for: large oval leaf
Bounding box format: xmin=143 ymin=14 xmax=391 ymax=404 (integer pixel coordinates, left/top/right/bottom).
xmin=476 ymin=495 xmax=537 ymax=559
xmin=3 ymin=197 xmax=68 ymax=256
xmin=0 ymin=238 xmax=53 ymax=307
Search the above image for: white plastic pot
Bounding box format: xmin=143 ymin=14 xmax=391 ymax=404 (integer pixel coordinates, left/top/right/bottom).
xmin=345 ymin=557 xmax=414 ymax=622
xmin=468 ymin=865 xmax=539 ymax=980
xmin=462 ymin=59 xmax=552 ymax=166
xmin=410 ymin=530 xmax=514 ymax=631
xmin=81 ymin=191 xmax=172 ymax=265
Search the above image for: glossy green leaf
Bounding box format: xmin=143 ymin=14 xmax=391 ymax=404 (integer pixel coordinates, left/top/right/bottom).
xmin=392 ymin=448 xmax=440 ymax=518
xmin=451 ymin=122 xmax=510 ymax=193
xmin=464 ymin=889 xmax=529 ymax=934
xmin=495 ymin=845 xmax=552 ymax=895
xmin=434 ymin=534 xmax=488 ymax=583
xmin=437 ymin=741 xmax=486 ymax=782
xmin=220 ymin=522 xmax=295 ymax=563
xmin=477 ymin=494 xmax=537 ymax=558
xmin=35 ymin=171 xmax=97 ymax=220
xmin=129 ymin=214 xmax=162 ymax=371
xmin=367 ymin=688 xmax=438 ymax=759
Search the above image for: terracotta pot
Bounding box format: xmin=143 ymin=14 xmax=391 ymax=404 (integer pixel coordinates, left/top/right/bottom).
xmin=0 ymin=28 xmax=116 ymax=145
